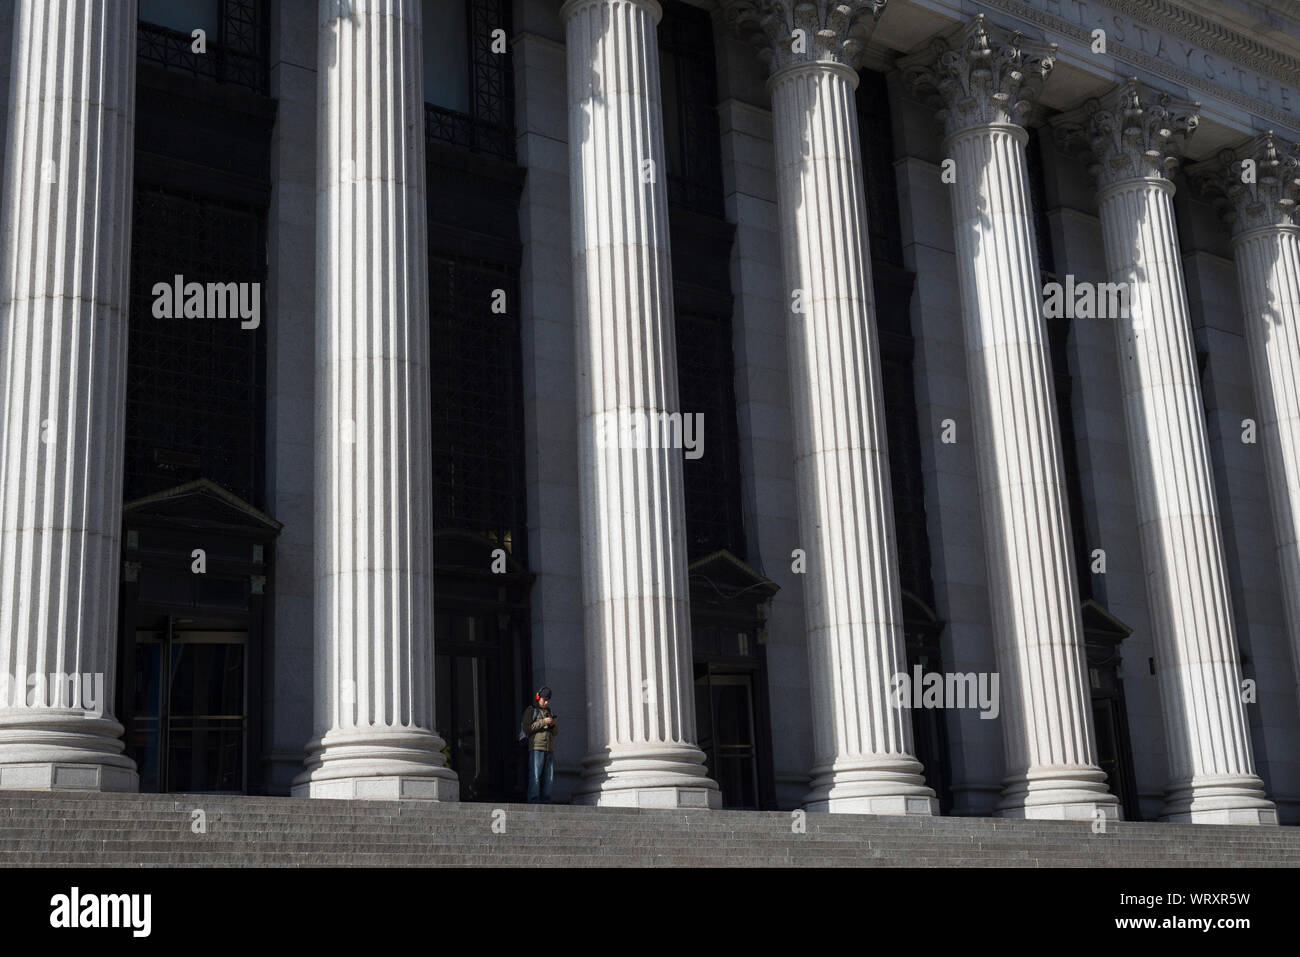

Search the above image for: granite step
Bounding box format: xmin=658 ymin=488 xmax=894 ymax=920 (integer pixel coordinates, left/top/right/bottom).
xmin=2 ymin=791 xmax=1296 ymax=866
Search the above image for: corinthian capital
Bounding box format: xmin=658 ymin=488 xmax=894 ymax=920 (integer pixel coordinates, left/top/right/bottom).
xmin=719 ymin=0 xmax=887 ymax=75
xmin=1188 ymin=132 xmax=1300 ymax=235
xmin=898 ymin=14 xmax=1056 ymax=138
xmin=1052 ymin=79 xmax=1200 ymax=191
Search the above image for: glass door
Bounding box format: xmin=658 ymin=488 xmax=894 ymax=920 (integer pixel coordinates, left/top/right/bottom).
xmin=694 ymin=666 xmax=760 ymax=809
xmin=127 ymin=618 xmax=247 ymax=793
xmin=434 ymin=610 xmax=504 ymax=801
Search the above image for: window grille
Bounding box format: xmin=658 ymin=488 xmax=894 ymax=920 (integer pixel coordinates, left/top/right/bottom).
xmin=425 ymin=0 xmax=516 ymax=163
xmin=660 ymin=0 xmax=724 ymax=217
xmin=137 ymin=0 xmax=268 ymax=95
xmin=675 ymin=310 xmax=746 ymax=561
xmin=125 ymin=187 xmax=266 ymax=507
xmin=858 ymin=69 xmax=905 ymax=267
xmin=428 ymin=253 xmax=527 ymax=560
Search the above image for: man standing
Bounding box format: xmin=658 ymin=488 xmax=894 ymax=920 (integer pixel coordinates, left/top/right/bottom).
xmin=522 ymin=686 xmax=557 ymax=803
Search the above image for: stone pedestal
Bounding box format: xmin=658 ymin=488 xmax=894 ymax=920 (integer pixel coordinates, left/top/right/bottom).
xmin=902 ymin=16 xmax=1118 ymax=821
xmin=293 ymin=0 xmax=457 ymax=801
xmin=1056 ymin=81 xmax=1276 ymax=824
xmin=723 ymin=0 xmax=935 ymax=815
xmin=562 ymin=0 xmax=719 ymax=809
xmin=0 ymin=0 xmax=139 ymax=792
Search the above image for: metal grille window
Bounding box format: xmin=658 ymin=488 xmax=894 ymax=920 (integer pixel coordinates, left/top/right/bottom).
xmin=879 ymin=339 xmax=933 ymax=605
xmin=424 ymin=0 xmax=515 ymax=163
xmin=857 ymin=69 xmax=905 ymax=267
xmin=675 ymin=310 xmax=746 ymax=561
xmin=429 ymin=253 xmax=527 ymax=560
xmin=137 ymin=0 xmax=268 ymax=95
xmin=659 ymin=0 xmax=724 ymax=217
xmin=126 ymin=188 xmax=266 ymax=507
xmin=1026 ymin=126 xmax=1057 ymax=277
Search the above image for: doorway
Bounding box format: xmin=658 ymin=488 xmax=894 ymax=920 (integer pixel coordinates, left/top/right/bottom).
xmin=434 ymin=609 xmax=505 ymax=802
xmin=693 ymin=663 xmax=762 ymax=809
xmin=129 ymin=618 xmax=247 ymax=793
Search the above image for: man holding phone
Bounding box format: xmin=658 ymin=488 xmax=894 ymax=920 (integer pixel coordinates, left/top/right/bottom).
xmin=522 ymin=686 xmax=557 ymax=803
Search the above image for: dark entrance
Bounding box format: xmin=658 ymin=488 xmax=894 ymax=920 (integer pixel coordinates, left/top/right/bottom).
xmin=432 ymin=532 xmax=534 ymax=803
xmin=1082 ymin=600 xmax=1142 ymax=821
xmin=117 ymin=480 xmax=281 ymax=794
xmin=688 ymin=551 xmax=779 ymax=810
xmin=902 ymin=593 xmax=954 ymax=814
xmin=130 ymin=620 xmax=247 ymax=793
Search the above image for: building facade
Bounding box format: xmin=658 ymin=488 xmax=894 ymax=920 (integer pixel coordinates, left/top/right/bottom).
xmin=0 ymin=0 xmax=1298 ymax=824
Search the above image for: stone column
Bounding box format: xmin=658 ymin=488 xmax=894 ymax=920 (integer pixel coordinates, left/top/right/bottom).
xmin=0 ymin=0 xmax=139 ymax=791
xmin=1055 ymin=81 xmax=1276 ymax=823
xmin=901 ymin=16 xmax=1118 ymax=820
xmin=722 ymin=0 xmax=935 ymax=814
xmin=562 ymin=0 xmax=720 ymax=808
xmin=293 ymin=0 xmax=457 ymax=800
xmin=1192 ymin=134 xmax=1300 ymax=734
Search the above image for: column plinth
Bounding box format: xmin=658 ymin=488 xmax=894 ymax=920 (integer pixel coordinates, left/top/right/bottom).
xmin=724 ymin=0 xmax=936 ymax=815
xmin=562 ymin=0 xmax=720 ymax=809
xmin=1056 ymin=81 xmax=1276 ymax=824
xmin=0 ymin=0 xmax=139 ymax=792
xmin=902 ymin=16 xmax=1119 ymax=821
xmin=293 ymin=0 xmax=457 ymax=801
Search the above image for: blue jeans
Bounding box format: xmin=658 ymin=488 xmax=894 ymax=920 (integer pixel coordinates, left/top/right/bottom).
xmin=527 ymin=749 xmax=554 ymax=804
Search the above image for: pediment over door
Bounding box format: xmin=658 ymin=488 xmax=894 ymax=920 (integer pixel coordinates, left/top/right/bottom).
xmin=123 ymin=478 xmax=282 ymax=542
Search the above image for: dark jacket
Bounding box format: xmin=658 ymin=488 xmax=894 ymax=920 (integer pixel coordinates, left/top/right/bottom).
xmin=522 ymin=705 xmax=558 ymax=753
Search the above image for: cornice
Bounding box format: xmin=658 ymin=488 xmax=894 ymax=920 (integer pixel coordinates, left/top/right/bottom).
xmin=976 ymin=0 xmax=1300 ymax=133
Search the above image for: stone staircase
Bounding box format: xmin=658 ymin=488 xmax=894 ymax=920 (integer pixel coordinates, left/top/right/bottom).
xmin=1 ymin=791 xmax=1297 ymax=866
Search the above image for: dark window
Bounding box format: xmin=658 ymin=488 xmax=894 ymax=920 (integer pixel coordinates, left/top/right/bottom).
xmin=676 ymin=309 xmax=746 ymax=560
xmin=424 ymin=0 xmax=471 ymax=113
xmin=659 ymin=0 xmax=723 ymax=217
xmin=880 ymin=336 xmax=933 ymax=605
xmin=1026 ymin=126 xmax=1057 ymax=277
xmin=1047 ymin=321 xmax=1093 ymax=600
xmin=857 ymin=69 xmax=904 ymax=268
xmin=428 ymin=253 xmax=527 ymax=560
xmin=137 ymin=0 xmax=268 ymax=94
xmin=424 ymin=0 xmax=515 ymax=162
xmin=125 ymin=188 xmax=266 ymax=507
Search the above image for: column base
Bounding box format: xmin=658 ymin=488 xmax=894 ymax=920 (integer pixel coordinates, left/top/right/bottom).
xmin=1161 ymin=776 xmax=1278 ymax=825
xmin=291 ymin=727 xmax=460 ymax=801
xmin=997 ymin=767 xmax=1121 ymax=821
xmin=571 ymin=744 xmax=722 ymax=809
xmin=803 ymin=756 xmax=938 ymax=815
xmin=0 ymin=712 xmax=139 ymax=792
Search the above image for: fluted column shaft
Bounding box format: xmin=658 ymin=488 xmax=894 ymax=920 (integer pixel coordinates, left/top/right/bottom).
xmin=293 ymin=0 xmax=457 ymax=800
xmin=902 ymin=17 xmax=1117 ymax=820
xmin=1201 ymin=133 xmax=1300 ymax=736
xmin=947 ymin=125 xmax=1113 ymax=818
xmin=1234 ymin=222 xmax=1300 ymax=719
xmin=1097 ymin=181 xmax=1273 ymax=822
xmin=769 ymin=60 xmax=934 ymax=814
xmin=1076 ymin=84 xmax=1275 ymax=822
xmin=562 ymin=0 xmax=719 ymax=808
xmin=0 ymin=0 xmax=138 ymax=791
